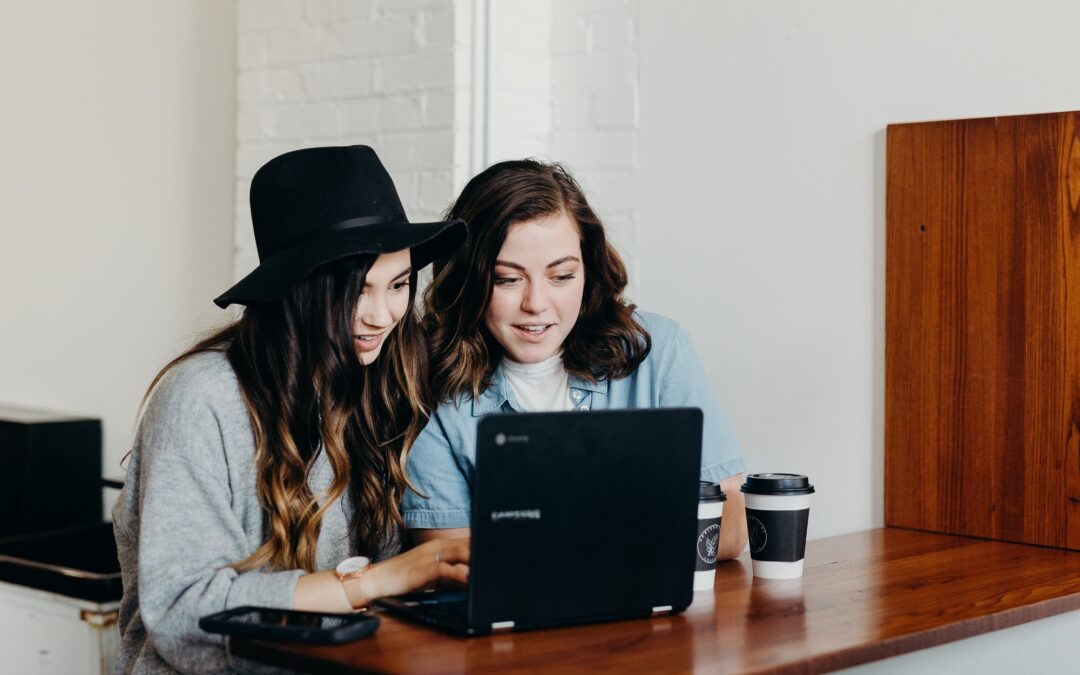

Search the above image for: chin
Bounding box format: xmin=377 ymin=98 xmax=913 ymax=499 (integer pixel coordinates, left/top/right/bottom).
xmin=359 ymin=348 xmax=382 ymax=365
xmin=510 ymin=346 xmax=556 ymax=364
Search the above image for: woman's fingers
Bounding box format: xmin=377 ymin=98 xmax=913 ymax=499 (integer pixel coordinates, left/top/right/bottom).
xmin=435 ymin=561 xmax=470 ymax=585
xmin=436 ymin=541 xmax=470 ymax=565
xmin=393 ymin=538 xmax=471 ymax=590
xmin=430 ymin=540 xmax=470 ymax=585
xmin=451 ymin=562 xmax=469 ymax=583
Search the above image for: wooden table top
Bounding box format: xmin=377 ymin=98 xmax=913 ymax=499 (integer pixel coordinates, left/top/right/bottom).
xmin=232 ymin=528 xmax=1080 ymax=674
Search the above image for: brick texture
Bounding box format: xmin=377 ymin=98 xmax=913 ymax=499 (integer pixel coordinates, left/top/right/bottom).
xmin=234 ymin=0 xmax=460 ymax=283
xmin=233 ymin=0 xmax=641 ymax=294
xmin=550 ymin=0 xmax=640 ymax=292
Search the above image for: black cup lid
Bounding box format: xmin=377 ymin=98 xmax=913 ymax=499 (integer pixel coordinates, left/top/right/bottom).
xmin=739 ymin=473 xmax=815 ymax=495
xmin=699 ymin=481 xmax=727 ymax=502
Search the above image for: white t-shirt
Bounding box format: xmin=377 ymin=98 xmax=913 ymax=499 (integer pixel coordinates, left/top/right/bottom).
xmin=501 ymin=354 xmax=573 ymax=412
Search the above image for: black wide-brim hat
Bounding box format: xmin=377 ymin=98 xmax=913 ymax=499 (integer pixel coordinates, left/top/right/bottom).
xmin=215 ymin=145 xmax=467 ymax=308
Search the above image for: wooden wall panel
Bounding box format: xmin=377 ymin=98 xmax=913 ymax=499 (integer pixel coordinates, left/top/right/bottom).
xmin=885 ymin=111 xmax=1080 ymax=550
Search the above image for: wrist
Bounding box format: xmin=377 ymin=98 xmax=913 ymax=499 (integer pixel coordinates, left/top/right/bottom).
xmin=349 ymin=564 xmax=385 ymax=607
xmin=340 ymin=575 xmax=368 ymax=609
xmin=294 ymin=570 xmax=353 ymax=613
xmin=336 ymin=556 xmax=375 ymax=610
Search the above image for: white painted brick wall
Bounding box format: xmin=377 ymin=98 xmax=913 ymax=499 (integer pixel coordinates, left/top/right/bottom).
xmin=233 ymin=0 xmax=461 ymax=282
xmin=485 ymin=0 xmax=642 ymax=294
xmin=302 ymin=60 xmax=374 ymax=98
xmin=233 ymin=0 xmax=641 ymax=294
xmin=550 ymin=0 xmax=640 ymax=295
xmin=487 ymin=0 xmax=553 ymax=162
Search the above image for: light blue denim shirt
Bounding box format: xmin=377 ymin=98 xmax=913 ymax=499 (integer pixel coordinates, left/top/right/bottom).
xmin=403 ymin=311 xmax=746 ymax=529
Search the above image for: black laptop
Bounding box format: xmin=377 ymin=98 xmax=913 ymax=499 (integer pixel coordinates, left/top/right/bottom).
xmin=377 ymin=407 xmax=703 ymax=635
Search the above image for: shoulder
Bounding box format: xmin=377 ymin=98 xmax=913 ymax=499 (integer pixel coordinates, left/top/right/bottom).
xmin=428 ymin=392 xmax=477 ymax=429
xmin=136 ymin=351 xmax=249 ymax=458
xmin=421 ymin=383 xmax=501 ymax=443
xmin=433 ymin=386 xmax=475 ymax=413
xmin=632 ymin=310 xmax=685 ymax=349
xmin=147 ymin=351 xmax=242 ymax=415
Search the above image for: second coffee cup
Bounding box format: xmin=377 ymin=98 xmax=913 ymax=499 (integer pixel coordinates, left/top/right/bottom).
xmin=694 ymin=482 xmax=726 ymax=591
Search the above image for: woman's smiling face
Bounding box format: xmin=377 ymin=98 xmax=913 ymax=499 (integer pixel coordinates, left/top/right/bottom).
xmin=352 ymin=248 xmax=412 ymax=365
xmin=483 ymin=211 xmax=586 ymax=363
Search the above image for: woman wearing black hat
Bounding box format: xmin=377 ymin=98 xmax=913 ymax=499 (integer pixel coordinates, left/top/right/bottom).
xmin=112 ymin=146 xmax=468 ymax=673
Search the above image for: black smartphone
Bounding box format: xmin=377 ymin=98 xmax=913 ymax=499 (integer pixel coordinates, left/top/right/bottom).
xmin=199 ymin=606 xmax=380 ymax=645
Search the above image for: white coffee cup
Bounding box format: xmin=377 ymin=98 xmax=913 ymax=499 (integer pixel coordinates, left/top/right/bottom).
xmin=740 ymin=473 xmax=814 ymax=579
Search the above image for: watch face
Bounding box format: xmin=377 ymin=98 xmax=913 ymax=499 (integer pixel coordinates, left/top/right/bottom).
xmin=336 ymin=556 xmax=370 ymax=575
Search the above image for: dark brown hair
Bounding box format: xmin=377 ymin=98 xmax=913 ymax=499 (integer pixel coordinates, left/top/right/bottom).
xmin=424 ymin=159 xmax=650 ymax=402
xmin=140 ymin=255 xmax=427 ymax=572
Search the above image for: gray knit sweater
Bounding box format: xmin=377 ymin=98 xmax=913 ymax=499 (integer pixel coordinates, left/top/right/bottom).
xmin=112 ymin=352 xmax=360 ymax=673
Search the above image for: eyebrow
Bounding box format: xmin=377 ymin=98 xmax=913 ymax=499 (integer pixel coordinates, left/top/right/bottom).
xmin=494 ymin=256 xmax=581 ymax=271
xmin=364 ymin=267 xmax=411 ymax=287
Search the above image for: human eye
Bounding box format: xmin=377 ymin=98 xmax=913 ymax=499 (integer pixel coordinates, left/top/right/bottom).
xmin=552 ymin=272 xmax=577 ymax=284
xmin=390 ymin=279 xmax=410 ymax=292
xmin=493 ymin=276 xmax=522 ymax=287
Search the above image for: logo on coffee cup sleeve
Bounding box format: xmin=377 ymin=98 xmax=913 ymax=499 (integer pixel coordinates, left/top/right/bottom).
xmin=696 ymin=524 xmax=721 ymax=564
xmin=747 ymin=515 xmax=768 ymax=554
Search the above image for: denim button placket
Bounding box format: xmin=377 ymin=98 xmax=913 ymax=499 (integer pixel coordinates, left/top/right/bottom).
xmin=571 ymin=390 xmax=591 ymax=411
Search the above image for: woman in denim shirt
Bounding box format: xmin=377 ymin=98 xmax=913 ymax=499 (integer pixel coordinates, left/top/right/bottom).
xmin=404 ymin=160 xmax=748 ymax=560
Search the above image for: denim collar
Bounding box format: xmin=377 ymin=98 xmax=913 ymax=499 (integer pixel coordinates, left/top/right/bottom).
xmin=470 ymin=363 xmax=609 ymax=416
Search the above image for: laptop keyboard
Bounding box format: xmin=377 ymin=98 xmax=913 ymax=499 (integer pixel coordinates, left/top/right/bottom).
xmin=421 ymin=599 xmax=468 ymax=622
xmin=380 ymin=590 xmax=474 ymax=632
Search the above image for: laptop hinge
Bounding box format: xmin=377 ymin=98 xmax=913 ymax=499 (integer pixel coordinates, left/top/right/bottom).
xmin=491 ymin=620 xmax=515 ymax=631
xmin=651 ymin=605 xmax=673 ymax=616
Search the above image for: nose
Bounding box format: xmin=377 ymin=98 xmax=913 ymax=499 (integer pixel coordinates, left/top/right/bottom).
xmin=358 ymin=291 xmax=392 ymax=329
xmin=520 ymin=281 xmax=548 ymax=314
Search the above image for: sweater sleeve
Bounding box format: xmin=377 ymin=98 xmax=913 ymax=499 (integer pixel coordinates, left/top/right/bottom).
xmin=126 ymin=361 xmax=303 ymax=672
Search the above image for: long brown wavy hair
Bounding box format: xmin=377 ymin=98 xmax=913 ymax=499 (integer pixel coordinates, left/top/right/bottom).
xmin=424 ymin=159 xmax=650 ymax=402
xmin=141 ymin=254 xmax=428 ymax=572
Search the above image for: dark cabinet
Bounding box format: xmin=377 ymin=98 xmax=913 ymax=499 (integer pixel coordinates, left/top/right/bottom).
xmin=0 ymin=406 xmax=102 ymax=537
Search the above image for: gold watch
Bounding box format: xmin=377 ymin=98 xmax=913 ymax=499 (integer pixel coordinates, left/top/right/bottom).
xmin=335 ymin=556 xmax=371 ymax=609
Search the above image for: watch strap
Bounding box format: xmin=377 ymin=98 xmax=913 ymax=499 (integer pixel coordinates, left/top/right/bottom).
xmin=341 ymin=571 xmax=370 ymax=609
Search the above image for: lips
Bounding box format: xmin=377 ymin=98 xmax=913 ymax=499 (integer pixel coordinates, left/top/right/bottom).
xmin=354 ymin=332 xmax=385 ymax=353
xmin=512 ymin=324 xmax=552 ymax=343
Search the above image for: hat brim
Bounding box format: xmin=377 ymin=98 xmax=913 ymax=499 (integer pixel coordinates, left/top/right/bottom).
xmin=214 ymin=218 xmax=466 ymax=308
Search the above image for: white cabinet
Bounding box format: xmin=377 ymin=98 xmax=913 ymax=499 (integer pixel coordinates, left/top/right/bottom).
xmin=0 ymin=580 xmax=119 ymax=675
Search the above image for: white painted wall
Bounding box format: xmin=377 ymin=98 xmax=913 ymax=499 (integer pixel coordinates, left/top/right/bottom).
xmin=487 ymin=0 xmax=552 ymax=163
xmin=487 ymin=0 xmax=644 ymax=294
xmin=0 ymin=1 xmax=236 ymax=493
xmin=636 ymin=0 xmax=1080 ymax=539
xmin=550 ymin=0 xmax=641 ymax=297
xmin=234 ymin=0 xmax=460 ymax=283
